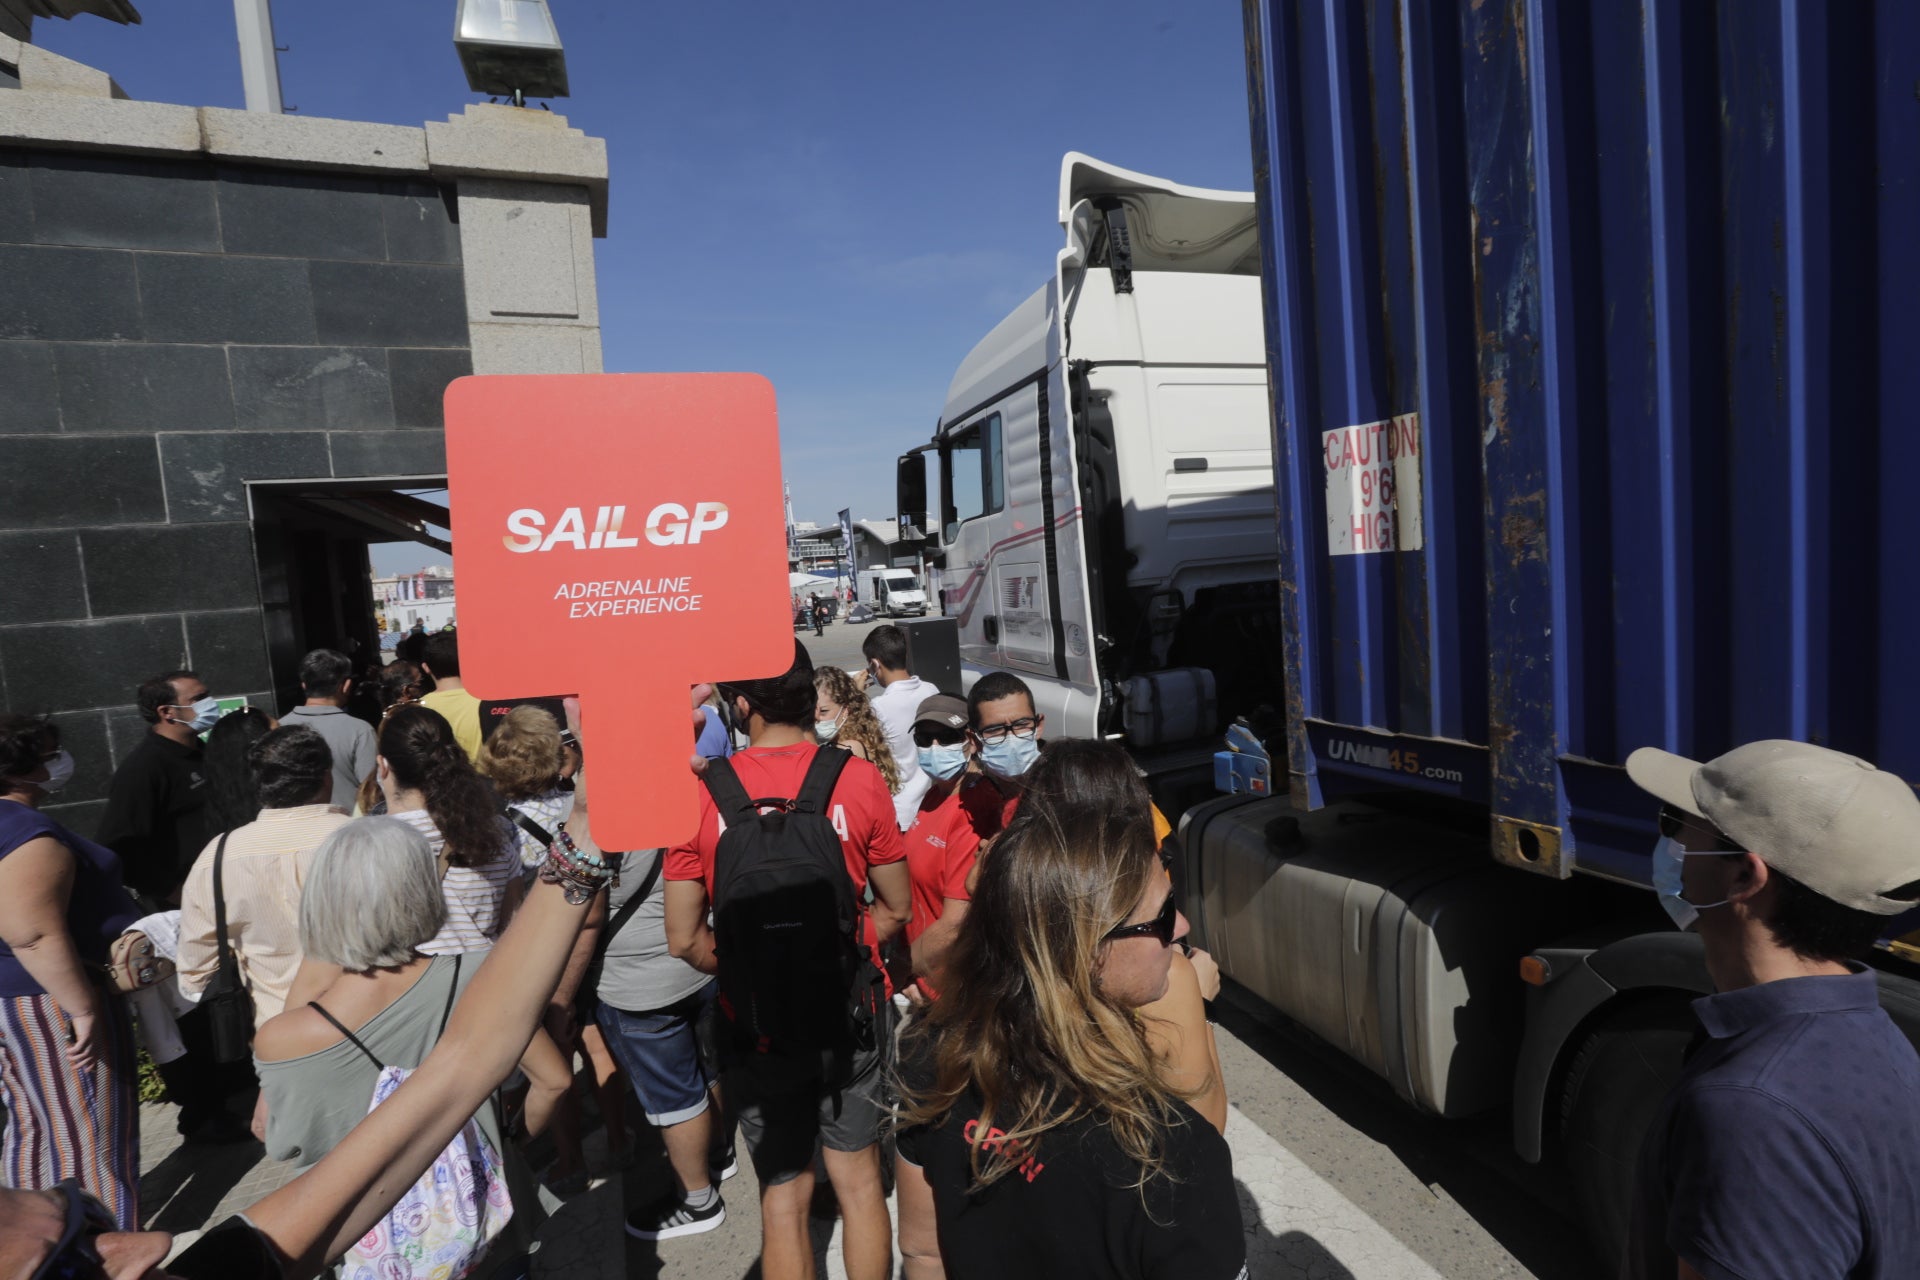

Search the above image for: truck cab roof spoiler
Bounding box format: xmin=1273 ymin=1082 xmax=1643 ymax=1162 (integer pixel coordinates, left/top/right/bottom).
xmin=1057 ymin=152 xmax=1260 ymax=276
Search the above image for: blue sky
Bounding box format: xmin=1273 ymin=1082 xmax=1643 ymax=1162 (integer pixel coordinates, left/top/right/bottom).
xmin=36 ymin=2 xmax=1254 ymax=571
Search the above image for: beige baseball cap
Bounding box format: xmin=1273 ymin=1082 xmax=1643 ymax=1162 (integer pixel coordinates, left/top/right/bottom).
xmin=1625 ymin=740 xmax=1920 ymax=915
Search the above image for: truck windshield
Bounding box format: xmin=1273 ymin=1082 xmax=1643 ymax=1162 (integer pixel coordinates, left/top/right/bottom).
xmin=884 ymin=575 xmax=916 ymax=591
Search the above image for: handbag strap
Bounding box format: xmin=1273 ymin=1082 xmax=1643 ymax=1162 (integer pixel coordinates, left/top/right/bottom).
xmin=436 ymin=954 xmax=462 ymax=1040
xmin=308 ymin=1000 xmax=383 ymax=1070
xmin=601 ymin=853 xmax=663 ymax=952
xmin=212 ymin=832 xmax=235 ymax=973
xmin=507 ymin=807 xmax=554 ymax=850
xmin=307 ymin=955 xmax=461 ymax=1074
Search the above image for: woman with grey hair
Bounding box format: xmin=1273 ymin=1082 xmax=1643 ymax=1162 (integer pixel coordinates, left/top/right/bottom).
xmin=252 ymin=816 xmax=550 ymax=1259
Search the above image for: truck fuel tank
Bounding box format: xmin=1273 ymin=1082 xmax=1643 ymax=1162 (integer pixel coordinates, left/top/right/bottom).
xmin=1180 ymin=793 xmax=1576 ymax=1116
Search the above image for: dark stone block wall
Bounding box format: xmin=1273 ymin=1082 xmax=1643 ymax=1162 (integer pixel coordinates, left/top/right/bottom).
xmin=0 ymin=148 xmax=472 ymax=836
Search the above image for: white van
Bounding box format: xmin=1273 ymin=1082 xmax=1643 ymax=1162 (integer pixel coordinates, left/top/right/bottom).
xmin=858 ymin=567 xmax=928 ymax=617
xmin=897 ymin=154 xmax=1280 ymax=748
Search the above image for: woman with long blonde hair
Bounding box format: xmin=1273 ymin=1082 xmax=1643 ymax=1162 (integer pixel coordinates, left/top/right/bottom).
xmin=813 ymin=666 xmax=900 ymax=792
xmin=893 ymin=740 xmax=1243 ymax=1279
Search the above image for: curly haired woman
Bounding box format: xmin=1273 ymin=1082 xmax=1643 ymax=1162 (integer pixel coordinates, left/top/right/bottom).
xmin=813 ymin=666 xmax=900 ymax=793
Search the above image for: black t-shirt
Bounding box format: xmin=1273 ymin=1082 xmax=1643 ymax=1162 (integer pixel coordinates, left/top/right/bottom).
xmin=96 ymin=732 xmax=213 ymax=900
xmin=477 ymin=695 xmax=571 ymax=741
xmin=897 ymin=1081 xmax=1246 ymax=1280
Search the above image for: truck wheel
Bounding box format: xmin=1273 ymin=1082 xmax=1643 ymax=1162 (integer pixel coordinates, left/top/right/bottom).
xmin=1558 ymin=998 xmax=1695 ymax=1274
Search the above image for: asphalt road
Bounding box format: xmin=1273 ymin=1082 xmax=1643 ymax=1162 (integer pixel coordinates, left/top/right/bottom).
xmin=145 ymin=981 xmax=1600 ymax=1280
xmin=793 ymin=615 xmax=890 ymax=678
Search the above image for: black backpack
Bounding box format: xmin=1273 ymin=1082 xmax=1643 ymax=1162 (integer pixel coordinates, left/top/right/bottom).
xmin=704 ymin=748 xmax=882 ymax=1082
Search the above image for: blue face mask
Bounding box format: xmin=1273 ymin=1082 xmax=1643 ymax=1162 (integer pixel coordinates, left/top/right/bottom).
xmin=1652 ymin=835 xmax=1730 ymax=931
xmin=918 ymin=743 xmax=968 ymax=781
xmin=815 ymin=718 xmax=840 ymax=742
xmin=978 ymin=734 xmax=1040 ymax=780
xmin=170 ymin=696 xmax=221 ymax=734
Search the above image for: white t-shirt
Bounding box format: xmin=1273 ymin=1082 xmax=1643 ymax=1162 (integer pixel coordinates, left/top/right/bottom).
xmin=389 ymin=808 xmax=519 ymax=954
xmin=869 ymin=673 xmax=932 ymax=831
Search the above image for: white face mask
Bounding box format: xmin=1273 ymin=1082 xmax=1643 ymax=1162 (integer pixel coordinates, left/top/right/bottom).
xmin=8 ymin=749 xmax=74 ymax=796
xmin=815 ymin=719 xmax=841 ymax=742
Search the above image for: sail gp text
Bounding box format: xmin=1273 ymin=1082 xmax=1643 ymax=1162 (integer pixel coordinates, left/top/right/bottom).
xmin=555 ymin=578 xmax=703 ymax=618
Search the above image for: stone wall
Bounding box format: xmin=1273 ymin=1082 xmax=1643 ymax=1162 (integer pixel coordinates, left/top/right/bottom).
xmin=0 ymin=149 xmax=472 ymax=834
xmin=0 ymin=39 xmax=608 ymax=836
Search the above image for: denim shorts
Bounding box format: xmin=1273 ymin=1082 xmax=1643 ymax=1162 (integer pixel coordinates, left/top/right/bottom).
xmin=594 ymin=983 xmax=716 ymax=1126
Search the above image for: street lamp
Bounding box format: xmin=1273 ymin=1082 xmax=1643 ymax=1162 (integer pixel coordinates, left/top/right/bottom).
xmin=454 ymin=0 xmax=568 ymax=107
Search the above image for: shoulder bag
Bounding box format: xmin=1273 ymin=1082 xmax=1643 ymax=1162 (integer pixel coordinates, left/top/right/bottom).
xmin=201 ymin=832 xmax=256 ymax=1062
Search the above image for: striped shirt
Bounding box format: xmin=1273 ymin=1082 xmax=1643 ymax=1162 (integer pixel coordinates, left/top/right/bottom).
xmin=504 ymin=789 xmax=574 ymax=870
xmin=389 ymin=808 xmax=519 ymax=954
xmin=176 ymin=804 xmax=349 ymax=1026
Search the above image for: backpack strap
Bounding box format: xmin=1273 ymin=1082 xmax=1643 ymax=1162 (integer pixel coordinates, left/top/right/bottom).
xmin=309 ymin=1000 xmax=384 ymax=1070
xmin=700 ymin=757 xmax=759 ymax=823
xmin=792 ymin=745 xmax=851 ymax=815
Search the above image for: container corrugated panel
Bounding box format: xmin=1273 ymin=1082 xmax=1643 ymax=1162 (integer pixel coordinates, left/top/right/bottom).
xmin=1243 ymin=0 xmax=1920 ymax=882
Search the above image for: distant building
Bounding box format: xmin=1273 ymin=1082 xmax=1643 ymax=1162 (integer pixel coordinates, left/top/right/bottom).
xmin=373 ymin=567 xmax=455 ymax=604
xmin=789 ymin=517 xmax=910 ymax=576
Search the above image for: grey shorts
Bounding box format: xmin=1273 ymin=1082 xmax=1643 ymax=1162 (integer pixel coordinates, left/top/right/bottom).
xmin=723 ymin=1007 xmax=893 ymax=1186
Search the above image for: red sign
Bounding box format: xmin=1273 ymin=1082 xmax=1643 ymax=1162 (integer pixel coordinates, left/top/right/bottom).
xmin=445 ymin=374 xmax=794 ymax=848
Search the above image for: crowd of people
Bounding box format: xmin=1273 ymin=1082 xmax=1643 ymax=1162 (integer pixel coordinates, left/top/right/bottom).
xmin=3 ymin=618 xmax=1920 ymax=1280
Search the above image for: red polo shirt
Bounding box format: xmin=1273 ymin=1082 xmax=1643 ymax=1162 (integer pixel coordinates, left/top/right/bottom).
xmin=903 ymin=785 xmax=981 ymax=947
xmin=665 ymin=742 xmax=905 ymax=895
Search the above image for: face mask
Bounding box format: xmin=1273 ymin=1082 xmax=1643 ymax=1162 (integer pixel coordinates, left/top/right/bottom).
xmin=7 ymin=749 xmax=74 ymax=796
xmin=815 ymin=719 xmax=841 ymax=742
xmin=170 ymin=696 xmax=220 ymax=733
xmin=1652 ymin=835 xmax=1730 ymax=931
xmin=38 ymin=750 xmax=75 ymax=794
xmin=918 ymin=743 xmax=968 ymax=781
xmin=978 ymin=734 xmax=1040 ymax=780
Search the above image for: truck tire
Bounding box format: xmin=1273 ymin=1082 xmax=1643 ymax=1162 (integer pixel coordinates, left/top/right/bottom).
xmin=1557 ymin=998 xmax=1695 ymax=1273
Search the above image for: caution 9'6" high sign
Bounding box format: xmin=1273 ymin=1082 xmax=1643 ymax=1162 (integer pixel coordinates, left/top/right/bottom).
xmin=445 ymin=373 xmax=794 ymax=849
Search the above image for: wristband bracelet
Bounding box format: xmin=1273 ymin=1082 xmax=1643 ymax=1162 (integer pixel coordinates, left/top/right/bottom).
xmin=538 ymin=836 xmax=611 ymax=905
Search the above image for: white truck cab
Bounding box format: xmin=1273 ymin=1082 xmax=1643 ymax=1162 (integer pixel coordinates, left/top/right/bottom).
xmin=899 ymin=154 xmax=1281 ymax=749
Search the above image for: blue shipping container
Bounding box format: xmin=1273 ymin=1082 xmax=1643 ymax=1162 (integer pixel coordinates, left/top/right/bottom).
xmin=1243 ymin=0 xmax=1920 ymax=884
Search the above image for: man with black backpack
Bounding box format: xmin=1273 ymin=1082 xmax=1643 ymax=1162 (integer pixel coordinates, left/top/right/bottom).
xmin=665 ymin=640 xmax=911 ymax=1280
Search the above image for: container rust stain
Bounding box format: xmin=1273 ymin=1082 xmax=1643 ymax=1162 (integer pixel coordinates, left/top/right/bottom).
xmin=1500 ymin=489 xmax=1548 ymax=565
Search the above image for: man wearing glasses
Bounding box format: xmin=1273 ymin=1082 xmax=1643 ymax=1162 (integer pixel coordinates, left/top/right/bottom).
xmin=960 ymin=671 xmax=1173 ymax=850
xmin=958 ymin=671 xmax=1046 ymax=842
xmin=1621 ymin=740 xmax=1920 ymax=1280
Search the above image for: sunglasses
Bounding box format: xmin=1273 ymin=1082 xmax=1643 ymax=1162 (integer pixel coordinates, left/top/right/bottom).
xmin=1104 ymin=862 xmax=1182 ymax=948
xmin=1657 ymin=804 xmax=1744 ymax=852
xmin=32 ymin=1180 xmax=115 ymax=1280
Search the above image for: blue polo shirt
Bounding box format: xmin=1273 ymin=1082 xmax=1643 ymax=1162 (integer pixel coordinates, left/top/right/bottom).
xmin=1625 ymin=967 xmax=1920 ymax=1280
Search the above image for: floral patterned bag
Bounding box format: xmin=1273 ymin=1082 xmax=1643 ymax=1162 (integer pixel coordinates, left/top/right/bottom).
xmin=310 ymin=956 xmax=513 ymax=1280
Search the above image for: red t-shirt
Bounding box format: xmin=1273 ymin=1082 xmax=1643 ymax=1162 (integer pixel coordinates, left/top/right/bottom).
xmin=957 ymin=774 xmax=1020 ymax=842
xmin=665 ymin=742 xmax=905 ymax=896
xmin=903 ymin=785 xmax=980 ymax=947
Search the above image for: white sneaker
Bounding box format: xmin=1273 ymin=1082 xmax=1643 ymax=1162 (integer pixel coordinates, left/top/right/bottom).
xmin=625 ymin=1194 xmax=726 ymax=1241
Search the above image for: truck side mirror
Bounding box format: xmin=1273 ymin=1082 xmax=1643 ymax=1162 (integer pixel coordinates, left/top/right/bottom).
xmin=896 ymin=453 xmax=928 ymax=542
